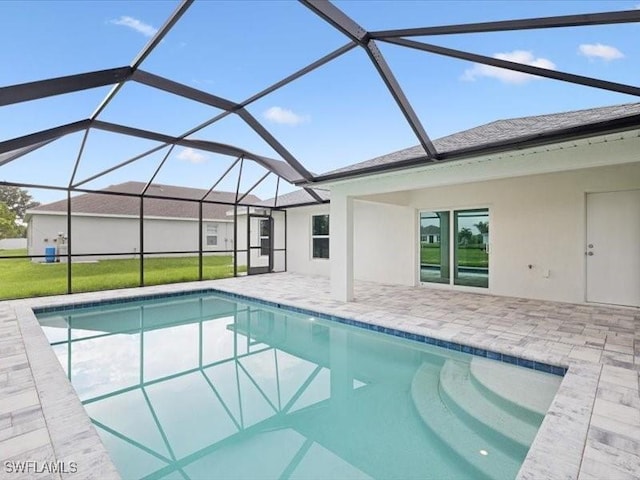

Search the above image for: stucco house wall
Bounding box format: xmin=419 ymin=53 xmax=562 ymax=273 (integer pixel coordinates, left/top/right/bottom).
xmin=26 ymin=182 xmax=261 ymax=263
xmin=286 ymin=149 xmax=640 ymax=304
xmin=286 ymin=204 xmax=331 ymax=278
xmin=286 ymin=200 xmax=414 ymax=285
xmin=27 ymin=213 xmax=234 ymax=260
xmin=406 ymin=162 xmax=640 ymax=303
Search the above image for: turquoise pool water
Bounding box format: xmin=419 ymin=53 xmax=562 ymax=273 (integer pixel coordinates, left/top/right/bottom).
xmin=37 ymin=292 xmax=562 ymax=480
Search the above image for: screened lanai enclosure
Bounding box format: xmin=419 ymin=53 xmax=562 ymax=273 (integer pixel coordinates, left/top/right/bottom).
xmin=1 ymin=0 xmax=639 ymax=300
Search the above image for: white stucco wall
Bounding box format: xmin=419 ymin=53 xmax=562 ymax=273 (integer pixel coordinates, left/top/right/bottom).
xmin=286 ymin=204 xmax=331 ymax=277
xmin=27 ymin=213 xmax=234 ymax=260
xmin=286 ymin=200 xmax=415 ymax=285
xmin=409 ymin=162 xmax=640 ymax=303
xmin=353 ymin=199 xmax=416 ymax=286
xmin=272 ymin=210 xmax=286 ymax=272
xmin=287 ymin=159 xmax=640 ymax=304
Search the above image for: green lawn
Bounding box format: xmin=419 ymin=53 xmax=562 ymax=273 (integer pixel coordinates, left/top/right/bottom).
xmin=0 ymin=248 xmax=27 ymax=257
xmin=421 ymin=245 xmax=488 ymax=268
xmin=0 ymin=250 xmax=242 ymax=300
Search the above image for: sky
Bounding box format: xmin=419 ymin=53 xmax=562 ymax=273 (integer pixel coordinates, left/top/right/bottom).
xmin=0 ymin=0 xmax=639 ymax=204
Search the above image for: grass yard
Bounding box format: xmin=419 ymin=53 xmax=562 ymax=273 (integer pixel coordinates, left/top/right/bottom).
xmin=0 ymin=250 xmax=241 ymax=300
xmin=421 ymin=245 xmax=488 ymax=268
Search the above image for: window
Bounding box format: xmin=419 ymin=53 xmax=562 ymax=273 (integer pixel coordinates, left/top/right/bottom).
xmin=206 ymin=224 xmax=218 ymax=247
xmin=312 ymin=214 xmax=329 ymax=259
xmin=259 ymin=219 xmax=270 ymax=256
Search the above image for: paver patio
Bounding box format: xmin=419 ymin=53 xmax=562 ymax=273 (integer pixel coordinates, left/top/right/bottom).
xmin=1 ymin=273 xmax=638 ymax=479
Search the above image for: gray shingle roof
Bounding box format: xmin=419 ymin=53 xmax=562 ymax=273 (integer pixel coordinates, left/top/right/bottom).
xmin=421 ymin=225 xmax=440 ymax=235
xmin=29 ymin=182 xmax=261 ymax=220
xmin=258 ymin=188 xmax=330 ymax=208
xmin=324 ymin=102 xmax=640 ymax=176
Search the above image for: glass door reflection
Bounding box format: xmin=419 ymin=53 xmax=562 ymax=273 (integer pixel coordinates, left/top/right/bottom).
xmin=419 ymin=211 xmax=450 ymax=284
xmin=454 ymin=209 xmax=489 ymax=288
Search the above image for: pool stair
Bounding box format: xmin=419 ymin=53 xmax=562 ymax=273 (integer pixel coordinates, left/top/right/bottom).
xmin=410 ymin=362 xmax=520 ymax=480
xmin=438 ymin=360 xmax=540 ymax=459
xmin=410 ymin=356 xmax=561 ymax=480
xmin=469 ymin=357 xmax=561 ymax=419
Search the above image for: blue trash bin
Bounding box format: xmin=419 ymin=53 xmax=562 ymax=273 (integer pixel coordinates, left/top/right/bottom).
xmin=45 ymin=246 xmax=56 ymax=263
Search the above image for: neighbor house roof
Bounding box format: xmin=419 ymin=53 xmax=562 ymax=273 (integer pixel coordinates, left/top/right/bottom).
xmin=315 ymin=102 xmax=640 ymax=181
xmin=28 ymin=181 xmax=261 ymax=220
xmin=422 ymin=225 xmax=440 ymax=235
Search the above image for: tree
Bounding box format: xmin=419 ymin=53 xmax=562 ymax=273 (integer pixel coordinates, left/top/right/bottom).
xmin=474 ymin=221 xmax=489 ymax=234
xmin=0 ymin=202 xmax=20 ymax=240
xmin=458 ymin=227 xmax=473 ymax=245
xmin=0 ymin=186 xmax=39 ymax=223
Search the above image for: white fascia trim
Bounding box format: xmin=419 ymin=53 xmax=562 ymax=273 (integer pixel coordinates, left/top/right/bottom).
xmin=321 ymin=130 xmax=640 ymax=196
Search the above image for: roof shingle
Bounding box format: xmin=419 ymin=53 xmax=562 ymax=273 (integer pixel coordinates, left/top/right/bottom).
xmin=29 ymin=182 xmax=261 ymax=220
xmin=258 ymin=188 xmax=329 ymax=208
xmin=324 ymin=102 xmax=640 ymax=176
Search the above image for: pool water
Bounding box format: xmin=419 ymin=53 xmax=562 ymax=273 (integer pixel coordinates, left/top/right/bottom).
xmin=37 ymin=292 xmax=562 ymax=480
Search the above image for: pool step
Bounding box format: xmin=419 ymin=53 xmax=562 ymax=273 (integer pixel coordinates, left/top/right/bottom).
xmin=469 ymin=357 xmax=561 ymax=419
xmin=410 ymin=362 xmax=521 ymax=480
xmin=439 ymin=360 xmax=538 ymax=457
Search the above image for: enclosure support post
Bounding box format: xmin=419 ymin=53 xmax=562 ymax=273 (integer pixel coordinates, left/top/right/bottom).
xmin=139 ymin=197 xmax=144 ymax=287
xmin=233 ymin=157 xmax=244 ymax=277
xmin=246 ymin=206 xmax=251 ymax=275
xmin=66 ymin=190 xmax=72 ymax=294
xmin=198 ymin=201 xmax=203 ymax=281
xmin=233 ymin=204 xmax=238 ymax=277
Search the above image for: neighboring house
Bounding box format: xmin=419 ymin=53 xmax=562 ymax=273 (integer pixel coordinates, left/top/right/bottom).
xmin=26 ymin=182 xmax=261 ymax=261
xmin=421 ymin=225 xmax=440 ymax=244
xmin=280 ymin=102 xmax=640 ymax=308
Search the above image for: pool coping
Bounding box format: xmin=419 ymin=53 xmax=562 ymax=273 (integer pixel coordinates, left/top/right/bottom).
xmin=33 ymin=288 xmax=567 ymax=377
xmin=11 ymin=302 xmax=121 ymax=480
xmin=7 ymin=280 xmax=614 ymax=479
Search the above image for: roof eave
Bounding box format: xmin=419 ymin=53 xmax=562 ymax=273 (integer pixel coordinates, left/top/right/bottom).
xmin=277 ymin=199 xmax=331 ymax=209
xmin=302 ymin=112 xmax=640 ymax=186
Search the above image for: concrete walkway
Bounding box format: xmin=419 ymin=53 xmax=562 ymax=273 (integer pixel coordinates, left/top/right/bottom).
xmin=1 ymin=273 xmax=638 ymax=479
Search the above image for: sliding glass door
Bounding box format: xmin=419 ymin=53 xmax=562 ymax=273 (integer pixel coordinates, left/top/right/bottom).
xmin=419 ymin=208 xmax=489 ymax=288
xmin=454 ymin=209 xmax=489 ymax=288
xmin=419 ymin=211 xmax=450 ymax=283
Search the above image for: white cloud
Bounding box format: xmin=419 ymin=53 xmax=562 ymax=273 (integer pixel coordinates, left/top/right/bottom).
xmin=177 ymin=148 xmax=207 ymax=164
xmin=110 ymin=16 xmax=158 ymax=37
xmin=263 ymin=106 xmax=310 ymax=126
xmin=578 ymin=43 xmax=624 ymax=61
xmin=635 ymin=3 xmax=640 ymax=9
xmin=461 ymin=50 xmax=556 ymax=84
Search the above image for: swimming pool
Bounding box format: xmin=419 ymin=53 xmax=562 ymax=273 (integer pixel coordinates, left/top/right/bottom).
xmin=37 ymin=291 xmax=562 ymax=480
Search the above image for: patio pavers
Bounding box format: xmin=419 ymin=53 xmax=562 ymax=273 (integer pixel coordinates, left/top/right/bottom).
xmin=1 ymin=273 xmax=639 ymax=479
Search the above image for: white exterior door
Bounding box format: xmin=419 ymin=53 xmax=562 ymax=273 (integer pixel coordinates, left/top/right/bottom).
xmin=586 ymin=190 xmax=640 ymax=307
